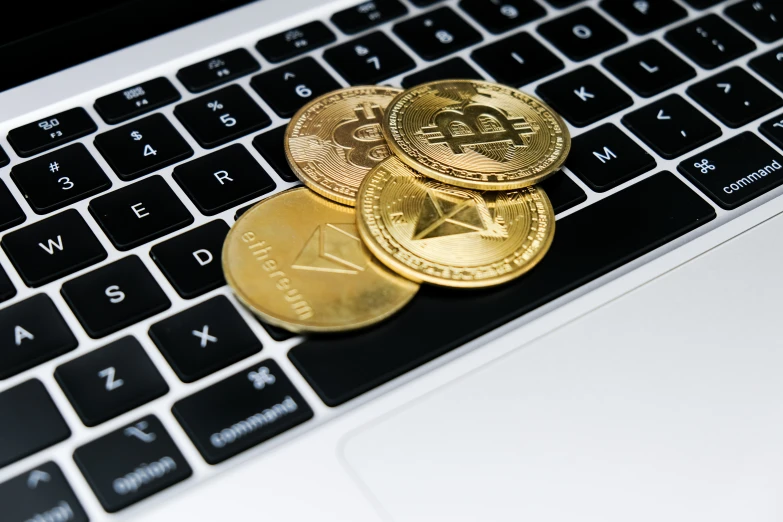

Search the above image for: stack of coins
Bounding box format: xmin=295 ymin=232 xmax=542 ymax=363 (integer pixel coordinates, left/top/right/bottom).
xmin=223 ymin=80 xmax=570 ymax=333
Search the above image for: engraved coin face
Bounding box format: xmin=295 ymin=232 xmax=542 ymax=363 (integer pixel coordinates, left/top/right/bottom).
xmin=356 ymin=156 xmax=555 ymax=288
xmin=384 ymin=80 xmax=570 ymax=191
xmin=224 ymin=188 xmax=419 ymax=332
xmin=285 ymin=86 xmax=403 ymax=206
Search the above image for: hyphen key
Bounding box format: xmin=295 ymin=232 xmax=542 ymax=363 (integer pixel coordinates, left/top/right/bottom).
xmin=678 ymin=132 xmax=783 ymax=210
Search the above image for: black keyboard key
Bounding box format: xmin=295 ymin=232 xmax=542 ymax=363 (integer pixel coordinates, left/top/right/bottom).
xmin=0 ymin=379 xmax=71 ymax=468
xmin=471 ymin=33 xmax=564 ymax=87
xmin=55 ymin=337 xmax=168 ymax=427
xmin=679 ymin=132 xmax=783 ymax=209
xmin=566 ymin=123 xmax=656 ymax=191
xmin=537 ymin=7 xmax=627 ymax=62
xmin=61 ymin=255 xmax=171 ymax=338
xmin=402 ymin=58 xmax=483 ymax=88
xmin=250 ymin=57 xmax=341 ymax=118
xmin=150 ymin=295 xmax=262 ymax=383
xmin=89 ymin=175 xmax=193 ymax=251
xmin=176 ymin=49 xmax=260 ymax=93
xmin=95 ymin=113 xmax=193 ymax=181
xmin=12 ymin=143 xmax=111 ymax=214
xmin=0 ymin=294 xmax=77 ymax=380
xmin=150 ymin=220 xmax=229 ymax=299
xmin=538 ymin=173 xmax=587 ymax=214
xmin=0 ymin=144 xmax=8 ymax=167
xmin=536 ymin=65 xmax=633 ymax=127
xmin=173 ymin=144 xmax=275 ymax=216
xmin=760 ymin=112 xmax=783 ymax=149
xmin=174 ymin=85 xmax=271 ymax=149
xmin=0 ymin=462 xmax=89 ymax=522
xmin=172 ymin=359 xmax=312 ymax=464
xmin=95 ymin=78 xmax=182 ymax=124
xmin=726 ymin=0 xmax=783 ymax=43
xmin=253 ymin=126 xmax=301 ymax=184
xmin=256 ymin=22 xmax=336 ymax=63
xmin=0 ymin=266 xmax=14 ymax=304
xmin=259 ymin=320 xmax=295 ymax=342
xmin=665 ymin=15 xmax=756 ymax=70
xmin=749 ymin=45 xmax=783 ymax=93
xmin=622 ymin=94 xmax=722 ymax=159
xmin=687 ymin=67 xmax=783 ymax=128
xmin=682 ymin=0 xmax=723 ymax=7
xmin=324 ymin=32 xmax=416 ymax=85
xmin=332 ymin=0 xmax=408 ymax=34
xmin=459 ymin=0 xmax=546 ymax=34
xmin=0 ymin=180 xmax=26 ymax=233
xmin=393 ymin=8 xmax=483 ymax=62
xmin=600 ymin=0 xmax=686 ymax=35
xmin=290 ymin=172 xmax=715 ymax=406
xmin=602 ymin=40 xmax=696 ymax=98
xmin=74 ymin=415 xmax=191 ymax=513
xmin=7 ymin=108 xmax=97 ymax=158
xmin=1 ymin=210 xmax=106 ymax=288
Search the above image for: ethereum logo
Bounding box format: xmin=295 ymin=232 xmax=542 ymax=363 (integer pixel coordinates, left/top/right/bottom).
xmin=412 ymin=188 xmax=508 ymax=240
xmin=292 ymin=223 xmax=367 ymax=275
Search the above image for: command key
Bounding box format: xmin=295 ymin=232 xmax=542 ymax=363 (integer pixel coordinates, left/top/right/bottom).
xmin=678 ymin=132 xmax=783 ymax=210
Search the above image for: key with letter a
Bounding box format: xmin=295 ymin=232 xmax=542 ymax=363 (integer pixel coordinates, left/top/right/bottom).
xmin=0 ymin=294 xmax=78 ymax=380
xmin=0 ymin=209 xmax=107 ymax=287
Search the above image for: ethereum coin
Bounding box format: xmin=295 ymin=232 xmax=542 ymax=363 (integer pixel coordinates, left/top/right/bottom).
xmin=223 ymin=187 xmax=419 ymax=332
xmin=285 ymin=86 xmax=402 ymax=206
xmin=383 ymin=79 xmax=570 ymax=190
xmin=356 ymin=156 xmax=555 ymax=288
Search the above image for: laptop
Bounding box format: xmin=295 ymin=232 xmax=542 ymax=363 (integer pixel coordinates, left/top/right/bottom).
xmin=2 ymin=0 xmax=782 ymax=519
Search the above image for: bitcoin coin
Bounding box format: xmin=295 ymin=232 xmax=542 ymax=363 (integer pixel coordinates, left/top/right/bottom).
xmin=224 ymin=187 xmax=419 ymax=332
xmin=356 ymin=156 xmax=555 ymax=288
xmin=383 ymin=80 xmax=570 ymax=191
xmin=285 ymin=86 xmax=402 ymax=206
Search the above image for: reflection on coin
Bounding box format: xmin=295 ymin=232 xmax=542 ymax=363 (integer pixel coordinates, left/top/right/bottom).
xmin=223 ymin=187 xmax=419 ymax=332
xmin=285 ymin=86 xmax=403 ymax=206
xmin=383 ymin=79 xmax=570 ymax=191
xmin=357 ymin=156 xmax=555 ymax=288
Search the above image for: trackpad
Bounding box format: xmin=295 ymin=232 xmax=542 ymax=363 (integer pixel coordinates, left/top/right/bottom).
xmin=341 ymin=212 xmax=783 ymax=522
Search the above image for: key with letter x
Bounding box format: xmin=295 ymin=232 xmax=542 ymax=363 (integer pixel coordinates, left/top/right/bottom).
xmin=150 ymin=296 xmax=262 ymax=382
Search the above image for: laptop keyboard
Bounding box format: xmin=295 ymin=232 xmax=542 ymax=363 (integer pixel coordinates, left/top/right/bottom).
xmin=3 ymin=0 xmax=783 ymax=516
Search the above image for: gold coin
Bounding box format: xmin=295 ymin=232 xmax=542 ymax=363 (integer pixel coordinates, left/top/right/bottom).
xmin=223 ymin=187 xmax=419 ymax=333
xmin=285 ymin=86 xmax=403 ymax=206
xmin=383 ymin=79 xmax=570 ymax=191
xmin=356 ymin=156 xmax=555 ymax=288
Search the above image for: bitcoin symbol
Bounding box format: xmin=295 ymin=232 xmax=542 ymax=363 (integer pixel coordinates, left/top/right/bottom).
xmin=332 ymin=104 xmax=390 ymax=169
xmin=422 ymin=105 xmax=534 ymax=162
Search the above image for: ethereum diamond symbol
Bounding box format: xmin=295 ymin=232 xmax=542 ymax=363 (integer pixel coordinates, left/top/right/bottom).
xmin=413 ymin=188 xmax=490 ymax=240
xmin=292 ymin=223 xmax=366 ymax=274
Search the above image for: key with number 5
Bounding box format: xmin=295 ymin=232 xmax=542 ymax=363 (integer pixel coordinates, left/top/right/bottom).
xmin=174 ymin=85 xmax=272 ymax=149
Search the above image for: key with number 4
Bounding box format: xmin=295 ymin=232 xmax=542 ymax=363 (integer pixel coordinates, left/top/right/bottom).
xmin=95 ymin=114 xmax=193 ymax=181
